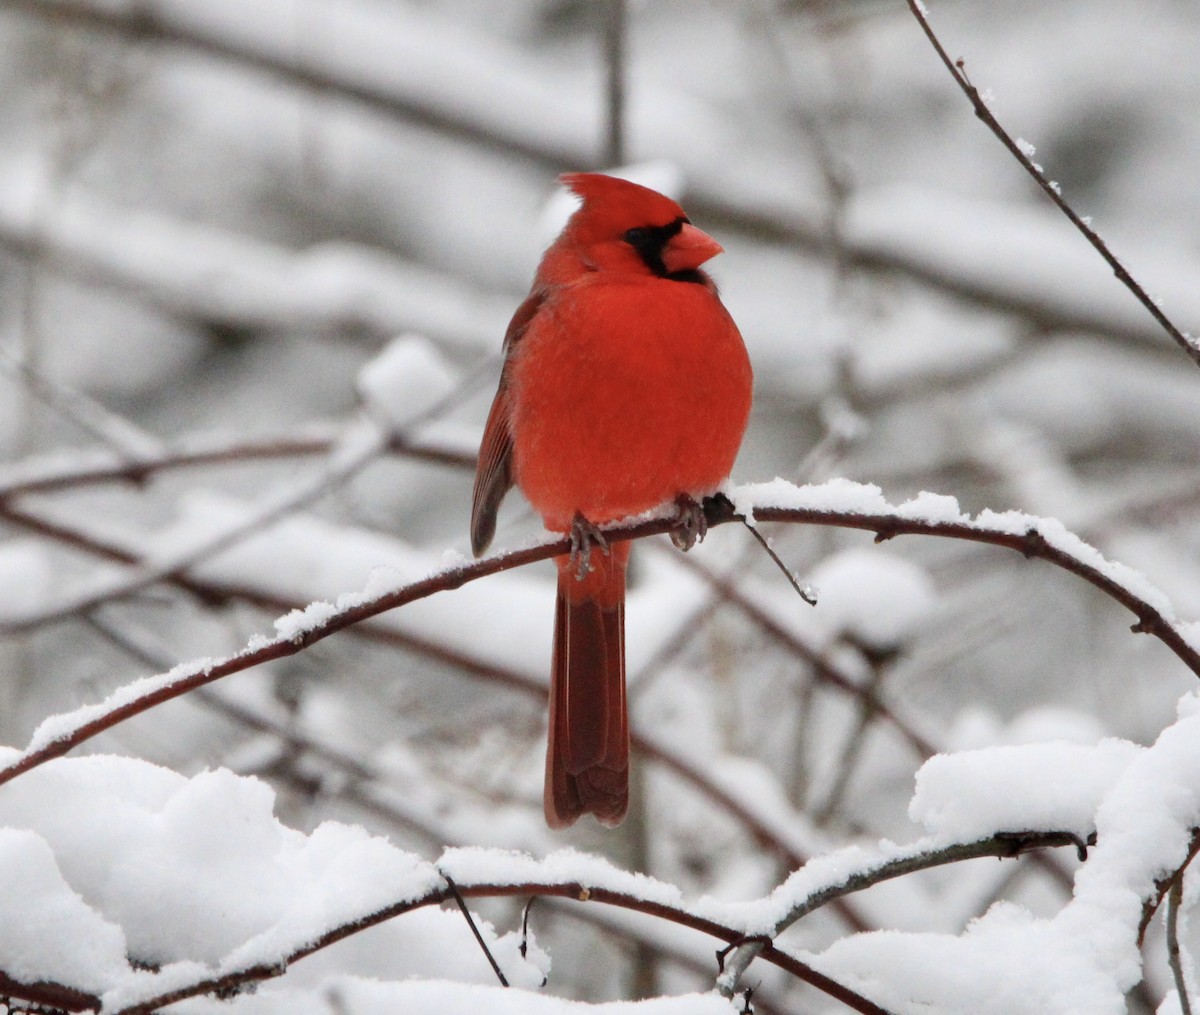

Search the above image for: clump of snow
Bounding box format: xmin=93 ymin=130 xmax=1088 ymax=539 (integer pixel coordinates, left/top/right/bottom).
xmin=356 ymin=333 xmax=459 ymax=426
xmin=895 ymin=491 xmax=964 ymax=524
xmin=910 ymin=739 xmax=1141 ymax=841
xmin=808 ymin=548 xmax=937 ymax=650
xmin=812 ymin=903 xmax=1122 ymax=1015
xmin=729 ymin=477 xmax=892 ymax=520
xmin=0 ymin=829 xmax=129 ymax=993
xmin=0 ymin=755 xmax=564 ymax=1007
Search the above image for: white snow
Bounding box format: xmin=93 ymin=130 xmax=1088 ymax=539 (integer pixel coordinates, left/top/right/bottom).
xmin=910 ymin=740 xmax=1142 ymax=841
xmin=807 ymin=548 xmax=937 ymax=650
xmin=356 ymin=334 xmax=460 ymax=427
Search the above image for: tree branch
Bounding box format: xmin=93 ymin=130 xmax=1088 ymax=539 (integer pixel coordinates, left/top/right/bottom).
xmin=716 ymin=829 xmax=1091 ymax=997
xmin=104 ymin=872 xmax=895 ymax=1015
xmin=903 ymin=0 xmax=1200 ymax=368
xmin=3 ymin=482 xmax=1198 ymax=788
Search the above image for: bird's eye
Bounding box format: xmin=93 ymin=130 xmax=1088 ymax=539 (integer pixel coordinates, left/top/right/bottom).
xmin=624 ymin=227 xmax=651 ymax=247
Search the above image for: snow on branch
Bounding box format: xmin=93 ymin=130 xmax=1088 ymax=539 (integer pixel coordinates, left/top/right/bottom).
xmin=0 ymin=499 xmax=866 ymax=895
xmin=3 ymin=478 xmax=1199 ymax=790
xmin=0 ymin=750 xmax=1104 ymax=1015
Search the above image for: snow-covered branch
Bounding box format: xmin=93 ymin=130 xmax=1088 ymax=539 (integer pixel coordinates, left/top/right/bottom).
xmin=4 ymin=479 xmax=1198 ymax=790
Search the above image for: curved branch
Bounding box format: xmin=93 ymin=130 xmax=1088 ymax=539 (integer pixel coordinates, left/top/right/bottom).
xmin=715 ymin=829 xmax=1090 ymax=997
xmin=0 ymin=829 xmax=1100 ymax=1015
xmin=3 ymin=481 xmax=1197 ymax=788
xmin=106 ymin=875 xmax=893 ymax=1015
xmin=7 ymin=504 xmax=860 ymax=917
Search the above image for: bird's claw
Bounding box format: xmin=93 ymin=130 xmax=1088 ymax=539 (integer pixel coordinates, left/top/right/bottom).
xmin=671 ymin=493 xmax=708 ymax=551
xmin=570 ymin=512 xmax=609 ymax=579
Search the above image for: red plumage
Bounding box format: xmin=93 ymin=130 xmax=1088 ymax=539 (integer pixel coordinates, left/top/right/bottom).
xmin=471 ymin=174 xmax=752 ymax=828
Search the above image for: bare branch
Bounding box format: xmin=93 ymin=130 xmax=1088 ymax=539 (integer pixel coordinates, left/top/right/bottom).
xmin=0 ymin=426 xmax=474 ymax=501
xmin=1168 ymin=876 xmax=1195 ymax=1015
xmin=903 ymin=0 xmax=1200 ymax=368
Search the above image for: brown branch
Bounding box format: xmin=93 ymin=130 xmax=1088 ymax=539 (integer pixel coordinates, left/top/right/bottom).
xmin=0 ymin=970 xmax=99 ymax=1013
xmin=8 ymin=503 xmax=857 ymax=912
xmin=3 ymin=487 xmax=1198 ymax=789
xmin=903 ymin=0 xmax=1200 ymax=368
xmin=1168 ymin=876 xmax=1195 ymax=1015
xmin=717 ymin=829 xmax=1091 ymax=997
xmin=1139 ymin=826 xmax=1200 ymax=944
xmin=106 ymin=876 xmax=894 ymax=1015
xmin=0 ymin=429 xmax=474 ymax=501
xmin=671 ymin=549 xmax=939 ymax=758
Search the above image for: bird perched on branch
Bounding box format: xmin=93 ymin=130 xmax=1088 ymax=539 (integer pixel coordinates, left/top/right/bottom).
xmin=471 ymin=173 xmax=752 ymax=828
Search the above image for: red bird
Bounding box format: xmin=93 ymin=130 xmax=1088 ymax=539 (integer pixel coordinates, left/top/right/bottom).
xmin=471 ymin=173 xmax=752 ymax=828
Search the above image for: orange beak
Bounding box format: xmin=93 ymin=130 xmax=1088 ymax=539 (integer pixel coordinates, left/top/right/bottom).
xmin=661 ymin=222 xmax=724 ymax=274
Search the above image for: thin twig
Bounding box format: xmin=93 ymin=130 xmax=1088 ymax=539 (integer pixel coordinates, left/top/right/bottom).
xmin=1168 ymin=876 xmax=1194 ymax=1015
xmin=441 ymin=872 xmax=509 ymax=988
xmin=903 ymin=0 xmax=1200 ymax=368
xmin=1140 ymin=828 xmax=1200 ymax=943
xmin=812 ymin=652 xmax=887 ymax=823
xmin=601 ymin=0 xmax=626 ymax=166
xmin=740 ymin=517 xmax=818 ymax=605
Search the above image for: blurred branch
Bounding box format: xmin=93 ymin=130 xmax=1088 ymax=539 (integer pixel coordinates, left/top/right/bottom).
xmin=811 ymin=650 xmax=888 ymax=823
xmin=0 ymin=360 xmax=485 ymax=629
xmin=0 ymin=186 xmax=511 ymax=351
xmin=15 ymin=503 xmax=867 ymax=919
xmin=672 ymin=548 xmax=938 ymax=758
xmin=0 ymin=349 xmax=162 ymax=462
xmin=600 ymin=0 xmax=627 ymax=166
xmin=903 ymin=0 xmax=1200 ymax=368
xmin=7 ymin=0 xmax=1196 ymax=355
xmin=0 ymin=425 xmax=474 ymax=501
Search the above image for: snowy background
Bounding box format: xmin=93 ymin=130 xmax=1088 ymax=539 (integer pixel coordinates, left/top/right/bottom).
xmin=2 ymin=0 xmax=1200 ymax=1012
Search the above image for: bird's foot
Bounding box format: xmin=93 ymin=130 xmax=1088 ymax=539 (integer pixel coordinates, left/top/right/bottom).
xmin=569 ymin=512 xmax=609 ymax=579
xmin=671 ymin=493 xmax=708 ymax=551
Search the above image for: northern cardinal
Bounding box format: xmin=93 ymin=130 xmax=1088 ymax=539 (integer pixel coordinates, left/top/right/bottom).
xmin=471 ymin=173 xmax=752 ymax=828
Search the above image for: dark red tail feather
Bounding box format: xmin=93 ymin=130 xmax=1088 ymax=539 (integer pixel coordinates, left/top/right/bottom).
xmin=545 ymin=548 xmax=629 ymax=828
